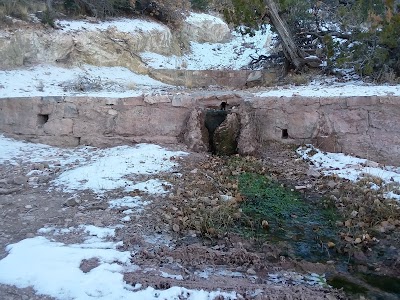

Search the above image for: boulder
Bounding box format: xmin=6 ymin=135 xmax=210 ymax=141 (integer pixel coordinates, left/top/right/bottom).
xmin=214 ymin=112 xmax=240 ymax=155
xmin=182 ymin=13 xmax=231 ymax=43
xmin=182 ymin=109 xmax=209 ymax=152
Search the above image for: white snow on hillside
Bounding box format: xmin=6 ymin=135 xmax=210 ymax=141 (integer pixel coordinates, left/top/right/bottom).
xmin=0 ymin=65 xmax=170 ymax=98
xmin=297 ymin=145 xmax=400 ymax=201
xmin=52 ymin=144 xmax=186 ymax=195
xmin=58 ymin=18 xmax=168 ymax=33
xmin=255 ymin=80 xmax=400 ymax=97
xmin=0 ymin=225 xmax=236 ymax=300
xmin=141 ymin=26 xmax=273 ymax=70
xmin=1 ymin=13 xmax=399 ymax=98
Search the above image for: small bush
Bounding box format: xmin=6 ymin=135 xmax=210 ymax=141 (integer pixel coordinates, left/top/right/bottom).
xmin=134 ymin=0 xmax=190 ymax=28
xmin=63 ymin=0 xmax=133 ymax=19
xmin=190 ymin=0 xmax=209 ymax=11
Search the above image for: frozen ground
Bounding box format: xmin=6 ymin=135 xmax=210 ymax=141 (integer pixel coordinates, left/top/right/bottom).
xmin=0 ymin=135 xmax=398 ymax=299
xmin=0 ymin=135 xmax=239 ymax=300
xmin=0 ymin=65 xmax=170 ymax=98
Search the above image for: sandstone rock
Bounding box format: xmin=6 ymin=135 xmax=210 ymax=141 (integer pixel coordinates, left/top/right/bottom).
xmin=43 ymin=118 xmax=73 ymax=135
xmin=64 ymin=103 xmax=79 ymax=118
xmin=144 ymin=94 xmax=172 ymax=104
xmin=0 ymin=22 xmax=178 ymax=71
xmin=237 ymin=106 xmax=258 ymax=156
xmin=246 ymin=71 xmax=263 ymax=87
xmin=63 ymin=198 xmax=81 ymax=207
xmin=182 ymin=13 xmax=231 ymax=43
xmin=214 ymin=113 xmax=240 ymax=156
xmin=13 ymin=176 xmax=28 ymax=185
xmin=182 ymin=109 xmax=209 ymax=152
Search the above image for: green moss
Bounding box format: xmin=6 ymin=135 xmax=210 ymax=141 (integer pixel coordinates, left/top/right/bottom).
xmin=328 ymin=276 xmax=368 ymax=295
xmin=360 ymin=274 xmax=400 ymax=295
xmin=236 ymin=172 xmax=340 ymax=261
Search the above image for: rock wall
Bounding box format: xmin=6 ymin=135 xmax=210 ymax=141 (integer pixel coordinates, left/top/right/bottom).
xmin=0 ymin=23 xmax=179 ymax=72
xmin=149 ymin=69 xmax=277 ymax=88
xmin=248 ymin=95 xmax=400 ymax=165
xmin=0 ymin=95 xmax=189 ymax=147
xmin=1 ymin=94 xmax=399 ymax=165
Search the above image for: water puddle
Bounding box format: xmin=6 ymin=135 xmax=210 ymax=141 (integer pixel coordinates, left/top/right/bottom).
xmin=235 ymin=172 xmax=400 ymax=299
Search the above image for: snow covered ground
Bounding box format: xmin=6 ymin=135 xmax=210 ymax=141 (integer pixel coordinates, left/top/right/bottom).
xmin=1 ymin=133 xmax=400 ymax=299
xmin=0 ymin=135 xmax=240 ymax=300
xmin=141 ymin=25 xmax=273 ymax=70
xmin=297 ymin=145 xmax=400 ymax=201
xmin=0 ymin=65 xmax=170 ymax=98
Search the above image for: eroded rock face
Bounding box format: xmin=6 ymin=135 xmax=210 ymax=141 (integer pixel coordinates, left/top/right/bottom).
xmin=0 ymin=14 xmax=233 ymax=71
xmin=182 ymin=13 xmax=231 ymax=43
xmin=182 ymin=109 xmax=209 ymax=152
xmin=0 ymin=21 xmax=180 ymax=71
xmin=237 ymin=106 xmax=258 ymax=156
xmin=213 ymin=112 xmax=240 ymax=156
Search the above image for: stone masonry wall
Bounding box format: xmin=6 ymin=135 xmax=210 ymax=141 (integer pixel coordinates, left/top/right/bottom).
xmin=0 ymin=94 xmax=399 ymax=165
xmin=248 ymin=95 xmax=400 ymax=165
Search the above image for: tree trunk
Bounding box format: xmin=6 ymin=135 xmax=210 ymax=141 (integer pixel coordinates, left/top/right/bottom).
xmin=264 ymin=0 xmax=306 ymax=70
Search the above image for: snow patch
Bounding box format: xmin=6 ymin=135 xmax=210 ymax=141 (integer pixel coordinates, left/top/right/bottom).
xmin=52 ymin=144 xmax=186 ymax=194
xmin=297 ymin=145 xmax=400 ymax=201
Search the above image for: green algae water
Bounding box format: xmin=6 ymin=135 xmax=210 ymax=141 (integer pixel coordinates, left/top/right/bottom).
xmin=237 ymin=172 xmax=339 ymax=262
xmin=236 ymin=172 xmax=400 ymax=299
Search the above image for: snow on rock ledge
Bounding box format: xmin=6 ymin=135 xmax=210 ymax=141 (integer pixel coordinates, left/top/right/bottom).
xmin=0 ymin=18 xmax=180 ymax=71
xmin=182 ymin=13 xmax=231 ymax=43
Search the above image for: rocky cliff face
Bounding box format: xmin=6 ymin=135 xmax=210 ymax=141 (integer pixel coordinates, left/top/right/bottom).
xmin=0 ymin=23 xmax=175 ymax=73
xmin=0 ymin=14 xmax=231 ymax=73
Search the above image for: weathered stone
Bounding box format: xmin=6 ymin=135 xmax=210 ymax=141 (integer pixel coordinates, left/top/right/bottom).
xmin=237 ymin=106 xmax=258 ymax=156
xmin=43 ymin=118 xmax=73 ymax=135
xmin=115 ymin=106 xmax=186 ymax=137
xmin=13 ymin=176 xmax=28 ymax=185
xmin=172 ymin=94 xmax=195 ymax=108
xmin=0 ymin=22 xmax=178 ymax=71
xmin=144 ymin=94 xmax=172 ymax=104
xmin=1 ymin=93 xmax=400 ymax=165
xmin=246 ymin=71 xmax=263 ymax=87
xmin=63 ymin=103 xmax=79 ymax=118
xmin=63 ymin=198 xmax=81 ymax=207
xmin=214 ymin=113 xmax=240 ymax=155
xmin=0 ymin=188 xmax=20 ymax=195
xmin=182 ymin=109 xmax=209 ymax=152
xmin=327 ymin=109 xmax=369 ymax=134
xmin=306 ymin=167 xmax=321 ymax=178
xmin=182 ymin=13 xmax=230 ymax=43
xmin=288 ymin=111 xmax=319 ymax=138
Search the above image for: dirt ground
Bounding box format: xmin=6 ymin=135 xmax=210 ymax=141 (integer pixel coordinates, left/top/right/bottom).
xmin=0 ymin=141 xmax=399 ymax=300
